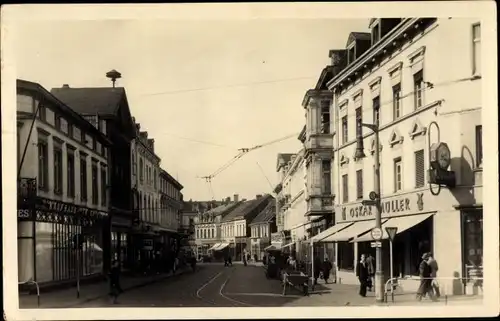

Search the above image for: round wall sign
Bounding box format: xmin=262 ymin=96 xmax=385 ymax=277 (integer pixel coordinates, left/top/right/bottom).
xmin=371 ymin=227 xmax=383 ymax=241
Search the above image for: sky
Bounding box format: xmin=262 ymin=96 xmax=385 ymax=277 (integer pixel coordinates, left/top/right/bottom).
xmin=13 ymin=18 xmax=369 ymax=201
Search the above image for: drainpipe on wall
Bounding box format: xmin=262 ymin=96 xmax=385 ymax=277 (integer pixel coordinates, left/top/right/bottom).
xmin=333 ymin=87 xmax=341 ymax=280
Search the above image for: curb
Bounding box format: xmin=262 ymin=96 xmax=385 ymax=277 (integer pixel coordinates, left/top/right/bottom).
xmin=63 ymin=269 xmax=190 ymax=308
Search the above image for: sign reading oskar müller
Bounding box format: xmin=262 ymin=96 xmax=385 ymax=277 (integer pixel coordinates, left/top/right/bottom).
xmin=340 ymin=192 xmax=425 ymax=221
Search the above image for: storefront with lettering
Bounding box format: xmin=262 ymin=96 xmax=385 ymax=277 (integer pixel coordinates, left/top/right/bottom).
xmin=329 ymin=187 xmax=482 ymax=294
xmin=18 ymin=195 xmax=108 ymax=285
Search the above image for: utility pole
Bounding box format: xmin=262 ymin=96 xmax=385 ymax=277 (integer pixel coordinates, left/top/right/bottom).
xmin=354 ymin=106 xmax=384 ymax=303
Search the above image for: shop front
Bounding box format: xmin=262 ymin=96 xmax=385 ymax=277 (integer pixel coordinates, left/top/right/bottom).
xmin=109 ymin=209 xmax=133 ymax=272
xmin=17 ymin=187 xmax=108 ymax=287
xmin=328 ymin=187 xmax=482 ymax=295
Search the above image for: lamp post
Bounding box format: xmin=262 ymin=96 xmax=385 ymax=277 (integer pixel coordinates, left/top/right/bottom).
xmin=354 ymin=108 xmax=384 ymax=303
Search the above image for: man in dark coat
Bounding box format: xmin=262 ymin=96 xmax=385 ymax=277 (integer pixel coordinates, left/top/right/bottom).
xmin=416 ymin=252 xmax=437 ymax=301
xmin=322 ymin=257 xmax=333 ymax=284
xmin=356 ymin=254 xmax=369 ymax=297
xmin=313 ymin=256 xmax=322 ymax=286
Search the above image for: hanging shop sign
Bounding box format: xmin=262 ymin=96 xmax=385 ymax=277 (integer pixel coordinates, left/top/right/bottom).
xmin=143 ymin=239 xmax=154 ymax=250
xmin=337 ymin=191 xmax=426 ymax=223
xmin=271 ymin=232 xmax=283 ymax=244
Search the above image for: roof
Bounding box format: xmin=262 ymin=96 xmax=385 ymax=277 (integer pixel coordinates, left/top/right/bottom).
xmin=222 ymin=194 xmax=273 ymax=222
xmin=17 ymin=79 xmax=111 ymax=146
xmin=276 ymin=153 xmax=295 ymax=172
xmin=250 ymin=201 xmax=275 ymax=225
xmin=50 ymin=87 xmax=126 ymax=116
xmin=346 ymin=32 xmax=371 ymax=47
xmin=160 ymin=169 xmax=183 ymax=190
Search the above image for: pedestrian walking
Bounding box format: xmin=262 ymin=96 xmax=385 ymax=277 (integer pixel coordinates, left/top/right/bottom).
xmin=313 ymin=256 xmax=322 ymax=286
xmin=416 ymin=252 xmax=437 ymax=301
xmin=428 ymin=253 xmax=441 ymax=298
xmin=322 ymin=257 xmax=333 ymax=284
xmin=365 ymin=253 xmax=375 ymax=291
xmin=356 ymin=254 xmax=369 ymax=297
xmin=228 ymin=255 xmax=232 ymax=266
xmin=108 ymin=260 xmax=123 ymax=304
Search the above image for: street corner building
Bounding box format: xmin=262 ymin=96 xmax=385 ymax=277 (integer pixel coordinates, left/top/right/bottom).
xmin=17 ymin=80 xmax=113 ymax=287
xmin=249 ymin=199 xmax=277 ymax=261
xmin=306 ymin=18 xmax=482 ymax=296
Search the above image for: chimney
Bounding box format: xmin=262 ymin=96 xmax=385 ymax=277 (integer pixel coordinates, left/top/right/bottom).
xmin=148 ymin=138 xmax=155 ymax=151
xmin=256 ymin=194 xmax=262 ymax=199
xmin=62 ymin=84 xmax=70 ymax=88
xmin=226 ymin=197 xmax=231 ymax=203
xmin=233 ymin=194 xmax=239 ymax=202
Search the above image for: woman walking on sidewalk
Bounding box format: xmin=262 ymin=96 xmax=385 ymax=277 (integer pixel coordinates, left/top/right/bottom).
xmin=108 ymin=260 xmax=123 ymax=304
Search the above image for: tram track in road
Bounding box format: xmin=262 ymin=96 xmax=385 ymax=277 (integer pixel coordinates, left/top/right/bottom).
xmin=195 ymin=267 xmax=256 ymax=307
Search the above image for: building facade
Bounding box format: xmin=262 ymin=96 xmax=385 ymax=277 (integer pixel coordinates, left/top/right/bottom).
xmin=323 ymin=18 xmax=482 ymax=295
xmin=159 ymin=169 xmax=184 ymax=255
xmin=220 ymin=195 xmax=273 ymax=260
xmin=17 ymin=80 xmax=111 ymax=286
xmin=249 ymin=201 xmax=276 ymax=260
xmin=180 ymin=199 xmax=199 ymax=255
xmin=51 ymin=81 xmax=136 ymax=273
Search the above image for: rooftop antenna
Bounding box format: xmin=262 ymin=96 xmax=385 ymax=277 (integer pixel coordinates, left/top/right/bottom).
xmin=106 ymin=69 xmax=122 ymax=88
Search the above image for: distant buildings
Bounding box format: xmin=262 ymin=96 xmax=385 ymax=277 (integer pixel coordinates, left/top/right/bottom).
xmin=249 ymin=201 xmax=277 ymax=260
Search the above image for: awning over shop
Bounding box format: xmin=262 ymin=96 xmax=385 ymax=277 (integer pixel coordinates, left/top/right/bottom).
xmin=281 ymin=242 xmax=295 ymax=250
xmin=209 ymin=243 xmax=222 ymax=251
xmin=214 ymin=243 xmax=229 ymax=251
xmin=310 ymin=222 xmax=354 ymax=243
xmin=323 ymin=219 xmax=389 ymax=242
xmin=290 ymin=222 xmax=311 ymax=230
xmin=351 ymin=213 xmax=434 ymax=243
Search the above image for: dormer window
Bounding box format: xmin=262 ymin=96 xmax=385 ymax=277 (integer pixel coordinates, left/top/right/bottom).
xmin=347 ymin=45 xmax=356 ymax=64
xmin=372 ymin=23 xmax=380 ymax=45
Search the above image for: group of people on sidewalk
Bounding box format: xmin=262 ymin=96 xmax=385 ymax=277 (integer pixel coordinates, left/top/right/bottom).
xmin=355 ymin=252 xmax=440 ymax=301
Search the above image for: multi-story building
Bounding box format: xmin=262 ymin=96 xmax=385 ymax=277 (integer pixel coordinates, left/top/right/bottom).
xmin=128 ymin=120 xmax=162 ymax=266
xmin=180 ymin=198 xmax=199 ymax=255
xmin=249 ymin=201 xmax=276 ymax=261
xmin=316 ymin=18 xmax=482 ymax=295
xmin=159 ymin=169 xmax=184 ymax=254
xmin=51 ymin=78 xmax=136 ymax=272
xmin=220 ymin=195 xmax=274 ymax=260
xmin=17 ymin=79 xmax=111 ymax=286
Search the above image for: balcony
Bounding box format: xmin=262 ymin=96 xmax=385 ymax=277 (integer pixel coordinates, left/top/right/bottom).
xmin=305 ymin=194 xmax=335 ymax=217
xmin=305 ymin=133 xmax=334 ymax=153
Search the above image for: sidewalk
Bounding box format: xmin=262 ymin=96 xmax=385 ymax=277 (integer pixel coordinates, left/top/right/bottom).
xmin=283 ymin=282 xmax=484 ymax=307
xmin=19 ymin=267 xmax=190 ymax=309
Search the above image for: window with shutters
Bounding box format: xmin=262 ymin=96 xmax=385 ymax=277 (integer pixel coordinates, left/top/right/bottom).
xmin=356 ymin=170 xmax=363 ymax=199
xmin=394 ymin=157 xmax=403 ymax=192
xmin=342 ymin=174 xmax=349 ymax=202
xmin=415 ymin=150 xmax=425 ymax=188
xmin=475 ymin=125 xmax=482 ymax=167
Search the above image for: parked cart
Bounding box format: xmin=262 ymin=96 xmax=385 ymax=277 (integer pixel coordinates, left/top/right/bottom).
xmin=282 ymin=271 xmax=309 ymax=296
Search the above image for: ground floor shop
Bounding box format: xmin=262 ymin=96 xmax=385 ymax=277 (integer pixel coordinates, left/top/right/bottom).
xmin=319 ymin=189 xmax=483 ymax=296
xmin=17 ymin=196 xmax=108 ymax=286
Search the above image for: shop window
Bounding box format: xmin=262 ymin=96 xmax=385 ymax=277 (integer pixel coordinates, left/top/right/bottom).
xmin=337 ymin=241 xmax=354 ymax=270
xmin=462 ymin=211 xmax=483 ymax=270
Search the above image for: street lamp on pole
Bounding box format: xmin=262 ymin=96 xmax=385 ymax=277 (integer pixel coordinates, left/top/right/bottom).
xmin=354 ymin=108 xmax=384 ymax=303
